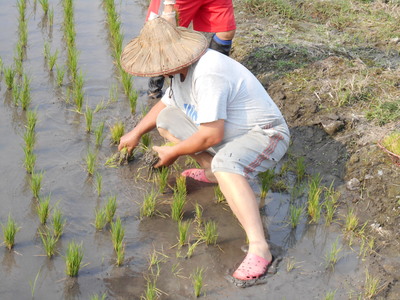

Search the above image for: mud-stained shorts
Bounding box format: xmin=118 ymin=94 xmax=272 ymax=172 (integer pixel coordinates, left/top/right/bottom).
xmin=156 ymin=106 xmax=290 ymax=179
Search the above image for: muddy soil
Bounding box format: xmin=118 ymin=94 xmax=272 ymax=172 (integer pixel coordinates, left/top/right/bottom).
xmin=0 ymin=0 xmax=399 ymax=300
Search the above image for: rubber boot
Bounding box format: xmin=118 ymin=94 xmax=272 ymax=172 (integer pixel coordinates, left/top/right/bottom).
xmin=209 ymin=37 xmax=232 ymax=56
xmin=148 ymin=75 xmax=165 ymax=99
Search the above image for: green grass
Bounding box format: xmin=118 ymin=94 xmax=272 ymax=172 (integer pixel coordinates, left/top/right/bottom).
xmin=2 ymin=214 xmax=20 ymax=250
xmin=191 ymin=267 xmax=205 ymax=298
xmin=324 ymin=182 xmax=340 ymax=225
xmin=110 ymin=121 xmax=124 ymax=144
xmin=323 ymin=290 xmax=336 ymax=300
xmin=140 ymin=189 xmax=158 ymax=218
xmin=381 ymin=131 xmax=400 ymax=155
xmin=90 ymin=293 xmax=107 ymax=300
xmin=12 ymin=82 xmax=21 ymax=105
xmin=105 ymin=195 xmax=117 ymax=223
xmin=110 ymin=216 xmax=125 ymax=251
xmin=30 ymin=171 xmax=44 ymax=198
xmin=26 ymin=109 xmax=38 ymax=132
xmin=65 ymin=241 xmax=84 ymax=277
xmin=140 ymin=133 xmax=152 ymax=150
xmin=39 ymin=228 xmax=58 ymax=257
xmin=37 ymin=195 xmax=51 ymax=225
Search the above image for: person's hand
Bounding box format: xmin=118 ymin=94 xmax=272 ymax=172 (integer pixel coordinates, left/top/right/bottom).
xmin=118 ymin=131 xmax=141 ymax=154
xmin=152 ymin=145 xmax=179 ymax=168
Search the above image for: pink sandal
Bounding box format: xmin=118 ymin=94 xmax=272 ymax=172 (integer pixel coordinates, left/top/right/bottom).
xmin=232 ymin=253 xmax=272 ymax=281
xmin=181 ymin=168 xmax=213 ymax=183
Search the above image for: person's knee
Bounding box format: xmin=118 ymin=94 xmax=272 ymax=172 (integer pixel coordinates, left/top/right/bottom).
xmin=216 ymin=30 xmax=235 ymax=41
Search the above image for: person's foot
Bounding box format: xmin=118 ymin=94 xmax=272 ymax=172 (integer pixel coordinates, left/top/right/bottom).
xmin=181 ymin=168 xmax=215 ymax=183
xmin=232 ymin=253 xmax=272 ymax=280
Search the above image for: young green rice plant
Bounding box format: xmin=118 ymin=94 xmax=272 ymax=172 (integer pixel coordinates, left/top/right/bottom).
xmin=85 ymin=149 xmax=97 ymax=176
xmin=307 ymin=174 xmax=323 ymax=223
xmin=324 ymin=238 xmax=342 ymax=270
xmin=94 ymin=172 xmax=102 ymax=196
xmin=142 ymin=277 xmax=161 ymax=300
xmin=65 ymin=241 xmax=84 ymax=277
xmin=38 ymin=0 xmax=49 ymax=15
xmin=20 ymin=73 xmax=31 ymax=110
xmin=48 ymin=7 xmax=54 ymax=27
xmin=201 ymin=220 xmax=218 ymax=245
xmin=115 ymin=242 xmax=125 ymax=266
xmin=0 ymin=56 xmax=3 ymax=72
xmin=29 ymin=269 xmax=41 ymax=298
xmin=37 ymin=195 xmax=51 ymax=225
xmin=43 ymin=41 xmax=50 ymax=60
xmin=4 ymin=66 xmax=16 ymax=90
xmin=288 ymin=204 xmax=303 ymax=229
xmin=12 ymin=81 xmax=21 ymax=105
xmin=177 ymin=220 xmax=190 ymax=248
xmin=110 ymin=216 xmax=125 ymax=251
xmin=48 ymin=50 xmax=58 ymax=71
xmin=94 ymin=208 xmax=107 ymax=231
xmin=286 ymin=257 xmax=301 ymax=272
xmin=121 ymin=67 xmax=133 ymax=95
xmin=156 ymin=167 xmax=169 ymax=193
xmin=84 ymin=105 xmax=93 ymax=132
xmin=128 ymin=89 xmax=138 ymax=113
xmin=30 ymin=171 xmax=44 ymax=198
xmin=140 ymin=132 xmax=152 ymax=151
xmin=105 ymin=195 xmax=117 ymax=223
xmin=344 ymin=208 xmax=359 ymax=234
xmin=52 ymin=207 xmax=65 ymax=238
xmin=109 ymin=84 xmax=118 ymax=102
xmin=186 ymin=240 xmax=200 ymax=259
xmin=23 ymin=148 xmax=36 ymax=174
xmin=90 ymin=293 xmax=107 ymax=300
xmin=2 ymin=214 xmax=20 ymax=250
xmin=295 ymin=157 xmax=306 ymax=182
xmin=258 ymin=169 xmax=275 ymax=200
xmin=323 ymin=290 xmax=336 ymax=300
xmin=191 ymin=267 xmax=205 ymax=298
xmin=363 ymin=269 xmax=380 ymax=299
xmin=73 ymin=86 xmax=84 ymax=113
xmin=17 ymin=0 xmax=26 ymax=20
xmin=14 ymin=57 xmax=23 ymax=76
xmin=55 ymin=65 xmax=65 ymax=86
xmin=194 ymin=202 xmax=203 ymax=227
xmin=171 ymin=181 xmax=187 ymax=222
xmin=23 ymin=127 xmax=36 ymax=152
xmin=213 ymin=185 xmax=225 ymax=203
xmin=110 ymin=121 xmax=124 ymax=144
xmin=39 ymin=228 xmax=58 ymax=257
xmin=94 ymin=121 xmax=105 ymax=147
xmin=140 ymin=189 xmax=158 ymax=218
xmin=324 ymin=182 xmax=340 ymax=225
xmin=15 ymin=41 xmax=24 ymax=62
xmin=26 ymin=109 xmax=38 ymax=132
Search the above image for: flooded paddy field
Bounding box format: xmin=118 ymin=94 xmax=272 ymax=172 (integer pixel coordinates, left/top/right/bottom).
xmin=1 ymin=0 xmax=398 ymax=299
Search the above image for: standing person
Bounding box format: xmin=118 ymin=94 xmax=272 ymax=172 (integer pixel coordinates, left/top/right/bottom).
xmin=119 ymin=18 xmax=289 ymax=286
xmin=146 ymin=0 xmax=236 ymax=99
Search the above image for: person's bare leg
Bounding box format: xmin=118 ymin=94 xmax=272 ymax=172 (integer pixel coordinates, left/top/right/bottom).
xmin=158 ymin=127 xmax=217 ymax=182
xmin=216 ymin=30 xmax=235 ymax=41
xmin=214 ymin=171 xmax=272 ymax=262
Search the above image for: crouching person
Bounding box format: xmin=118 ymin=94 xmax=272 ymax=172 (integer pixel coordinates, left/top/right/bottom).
xmin=118 ymin=17 xmax=290 ymax=286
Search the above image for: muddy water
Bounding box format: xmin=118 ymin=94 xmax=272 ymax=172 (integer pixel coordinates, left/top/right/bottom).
xmin=0 ymin=1 xmax=367 ymax=299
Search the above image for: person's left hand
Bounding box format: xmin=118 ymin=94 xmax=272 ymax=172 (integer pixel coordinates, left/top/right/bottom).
xmin=152 ymin=145 xmax=179 ymax=168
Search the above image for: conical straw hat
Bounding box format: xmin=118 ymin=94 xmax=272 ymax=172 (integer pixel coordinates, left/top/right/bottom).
xmin=120 ymin=17 xmax=208 ymax=77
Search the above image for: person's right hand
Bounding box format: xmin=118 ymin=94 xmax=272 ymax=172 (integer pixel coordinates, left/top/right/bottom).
xmin=118 ymin=130 xmax=141 ymax=154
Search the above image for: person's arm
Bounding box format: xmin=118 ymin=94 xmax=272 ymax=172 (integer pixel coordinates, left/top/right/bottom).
xmin=153 ymin=119 xmax=225 ymax=167
xmin=118 ymin=100 xmax=167 ymax=154
xmin=161 ymin=1 xmax=176 ymax=25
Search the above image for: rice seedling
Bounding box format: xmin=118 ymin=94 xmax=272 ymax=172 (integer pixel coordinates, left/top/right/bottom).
xmin=109 ymin=84 xmax=118 ymax=102
xmin=307 ymin=174 xmax=323 ymax=223
xmin=105 ymin=195 xmax=117 ymax=223
xmin=48 ymin=50 xmax=58 ymax=71
xmin=0 ymin=57 xmax=3 ymax=72
xmin=201 ymin=220 xmax=218 ymax=245
xmin=115 ymin=242 xmax=125 ymax=266
xmin=186 ymin=240 xmax=200 ymax=259
xmin=324 ymin=238 xmax=342 ymax=270
xmin=324 ymin=182 xmax=340 ymax=225
xmin=148 ymin=248 xmax=168 ymax=271
xmin=121 ymin=71 xmax=133 ymax=97
xmin=94 ymin=121 xmax=105 ymax=147
xmin=141 ymin=278 xmax=161 ymax=300
xmin=85 ymin=149 xmax=97 ymax=176
xmin=23 ymin=148 xmax=36 ymax=174
xmin=194 ymin=202 xmax=203 ymax=227
xmin=43 ymin=42 xmax=50 ymax=59
xmin=214 ymin=185 xmax=225 ymax=203
xmin=295 ymin=157 xmax=306 ymax=182
xmin=30 ymin=171 xmax=44 ymax=198
xmin=286 ymin=257 xmax=302 ymax=272
xmin=94 ymin=172 xmax=102 ymax=196
xmin=55 ymin=65 xmax=65 ymax=86
xmin=94 ymin=208 xmax=107 ymax=231
xmin=26 ymin=109 xmax=38 ymax=132
xmin=344 ymin=208 xmax=359 ymax=233
xmin=73 ymin=86 xmax=84 ymax=113
xmin=110 ymin=217 xmax=125 ymax=251
xmin=110 ymin=121 xmax=124 ymax=144
xmin=258 ymin=169 xmax=275 ymax=200
xmin=20 ymin=73 xmax=31 ymax=110
xmin=38 ymin=0 xmax=49 ymax=15
xmin=52 ymin=207 xmax=66 ymax=238
xmin=140 ymin=189 xmax=158 ymax=218
xmin=156 ymin=167 xmax=169 ymax=193
xmin=84 ymin=105 xmax=93 ymax=132
xmin=4 ymin=66 xmax=16 ymax=89
xmin=39 ymin=228 xmax=58 ymax=257
xmin=191 ymin=267 xmax=205 ymax=298
xmin=37 ymin=195 xmax=51 ymax=225
xmin=288 ymin=204 xmax=303 ymax=228
xmin=94 ymin=99 xmax=108 ymax=113
xmin=363 ymin=269 xmax=380 ymax=299
xmin=171 ymin=186 xmax=187 ymax=222
xmin=23 ymin=127 xmax=36 ymax=152
xmin=177 ymin=220 xmax=190 ymax=248
xmin=14 ymin=57 xmax=23 ymax=76
xmin=16 ymin=0 xmax=26 ymax=20
xmin=128 ymin=89 xmax=138 ymax=113
xmin=90 ymin=293 xmax=107 ymax=300
xmin=2 ymin=214 xmax=20 ymax=250
xmin=48 ymin=7 xmax=54 ymax=27
xmin=15 ymin=41 xmax=24 ymax=62
xmin=29 ymin=270 xmax=40 ymax=298
xmin=323 ymin=290 xmax=336 ymax=300
xmin=140 ymin=132 xmax=152 ymax=150
xmin=65 ymin=241 xmax=84 ymax=277
xmin=12 ymin=81 xmax=21 ymax=105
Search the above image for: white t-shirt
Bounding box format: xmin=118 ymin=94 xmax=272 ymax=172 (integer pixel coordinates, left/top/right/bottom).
xmin=161 ymin=49 xmax=285 ymax=143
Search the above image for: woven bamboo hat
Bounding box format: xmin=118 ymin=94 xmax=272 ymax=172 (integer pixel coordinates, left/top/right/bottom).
xmin=120 ymin=17 xmax=208 ymax=77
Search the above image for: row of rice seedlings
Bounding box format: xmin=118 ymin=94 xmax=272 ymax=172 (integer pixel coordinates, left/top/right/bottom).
xmin=324 ymin=238 xmax=342 ymax=270
xmin=85 ymin=149 xmax=97 ymax=175
xmin=1 ymin=214 xmax=21 ymax=251
xmin=171 ymin=176 xmax=187 ymax=221
xmin=20 ymin=73 xmax=31 ymax=110
xmin=110 ymin=121 xmax=124 ymax=144
xmin=30 ymin=170 xmax=44 ymax=198
xmin=37 ymin=195 xmax=51 ymax=224
xmin=191 ymin=267 xmax=205 ymax=298
xmin=94 ymin=195 xmax=117 ymax=230
xmin=23 ymin=110 xmax=38 ymax=173
xmin=307 ymin=173 xmax=323 ymax=223
xmin=65 ymin=241 xmax=84 ymax=277
xmin=140 ymin=189 xmax=159 ymax=218
xmin=258 ymin=169 xmax=275 ymax=200
xmin=110 ymin=216 xmax=125 ymax=265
